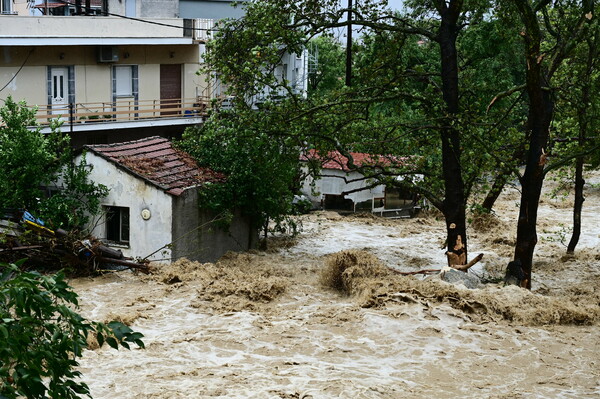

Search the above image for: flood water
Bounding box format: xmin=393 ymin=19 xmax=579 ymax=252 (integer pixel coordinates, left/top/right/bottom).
xmin=71 ymin=173 xmax=600 ymax=398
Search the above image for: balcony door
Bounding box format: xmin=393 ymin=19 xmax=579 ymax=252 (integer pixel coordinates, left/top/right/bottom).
xmin=49 ymin=66 xmax=71 ymax=117
xmin=160 ymin=64 xmax=182 ymax=116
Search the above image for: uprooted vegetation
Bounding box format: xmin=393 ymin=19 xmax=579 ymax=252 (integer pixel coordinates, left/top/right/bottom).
xmin=321 ymin=249 xmax=600 ymax=325
xmin=146 ymin=254 xmax=289 ymax=312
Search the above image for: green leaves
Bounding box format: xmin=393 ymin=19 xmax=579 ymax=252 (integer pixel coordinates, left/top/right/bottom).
xmin=180 ymin=105 xmax=303 ymax=231
xmin=0 ymin=98 xmax=108 ymax=231
xmin=0 ymin=262 xmax=144 ymax=398
xmin=0 ymin=97 xmax=66 ymax=211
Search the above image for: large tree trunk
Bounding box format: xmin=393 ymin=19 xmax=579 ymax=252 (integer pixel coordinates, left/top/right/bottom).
xmin=512 ymin=2 xmax=553 ymax=290
xmin=438 ymin=0 xmax=468 ymax=267
xmin=510 ymin=1 xmax=594 ymax=288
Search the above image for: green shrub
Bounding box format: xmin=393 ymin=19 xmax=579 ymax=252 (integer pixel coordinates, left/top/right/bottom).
xmin=0 ymin=262 xmax=144 ymax=398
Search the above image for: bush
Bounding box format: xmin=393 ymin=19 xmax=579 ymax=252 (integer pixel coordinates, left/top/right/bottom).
xmin=0 ymin=97 xmax=107 ymax=231
xmin=0 ymin=262 xmax=144 ymax=398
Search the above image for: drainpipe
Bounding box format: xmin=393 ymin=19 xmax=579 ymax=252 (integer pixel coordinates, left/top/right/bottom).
xmin=69 ymin=102 xmax=73 ymax=134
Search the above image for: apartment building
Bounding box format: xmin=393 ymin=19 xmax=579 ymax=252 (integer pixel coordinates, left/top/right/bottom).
xmin=1 ymin=0 xmax=308 ymax=146
xmin=0 ymin=0 xmax=212 ymax=146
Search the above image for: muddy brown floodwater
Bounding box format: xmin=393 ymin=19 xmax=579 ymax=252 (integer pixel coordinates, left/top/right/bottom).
xmin=72 ymin=173 xmax=600 ymax=398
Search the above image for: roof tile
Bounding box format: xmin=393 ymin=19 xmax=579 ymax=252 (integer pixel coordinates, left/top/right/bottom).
xmin=85 ymin=136 xmax=225 ymax=196
xmin=301 ymin=149 xmax=407 ymax=171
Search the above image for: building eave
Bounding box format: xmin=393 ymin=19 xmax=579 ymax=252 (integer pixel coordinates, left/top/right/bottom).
xmin=37 ymin=116 xmax=203 ymax=134
xmin=0 ymin=37 xmax=194 ymax=46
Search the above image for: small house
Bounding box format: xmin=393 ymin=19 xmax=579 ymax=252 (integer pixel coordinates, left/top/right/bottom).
xmin=80 ymin=136 xmax=257 ymax=263
xmin=300 ymin=150 xmax=419 ymax=217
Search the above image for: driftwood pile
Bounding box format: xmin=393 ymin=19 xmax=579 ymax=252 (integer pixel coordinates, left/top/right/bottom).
xmin=0 ymin=210 xmax=149 ymax=275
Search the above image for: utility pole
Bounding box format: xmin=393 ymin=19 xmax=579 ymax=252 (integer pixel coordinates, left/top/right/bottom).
xmin=345 ymin=0 xmax=353 ymax=86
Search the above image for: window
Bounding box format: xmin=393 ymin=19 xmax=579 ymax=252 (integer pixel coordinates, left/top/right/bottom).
xmin=105 ymin=206 xmax=130 ymax=244
xmin=114 ymin=66 xmax=133 ymax=97
xmin=1 ymin=0 xmax=13 ymax=14
xmin=125 ymin=0 xmax=136 ymax=17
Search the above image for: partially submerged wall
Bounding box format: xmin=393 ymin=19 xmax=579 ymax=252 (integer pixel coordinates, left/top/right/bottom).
xmin=301 ymin=168 xmax=385 ymax=211
xmin=171 ymin=188 xmax=257 ymax=262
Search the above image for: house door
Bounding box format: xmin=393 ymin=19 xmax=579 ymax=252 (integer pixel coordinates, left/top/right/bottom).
xmin=160 ymin=64 xmax=182 ymax=116
xmin=50 ymin=67 xmax=69 ymax=115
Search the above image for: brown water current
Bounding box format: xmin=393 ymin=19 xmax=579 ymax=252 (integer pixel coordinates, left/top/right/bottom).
xmin=71 ymin=173 xmax=600 ymax=398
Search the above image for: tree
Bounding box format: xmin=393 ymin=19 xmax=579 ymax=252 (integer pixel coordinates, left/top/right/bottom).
xmin=37 ymin=153 xmax=109 ymax=231
xmin=180 ymin=105 xmax=305 ymax=241
xmin=196 ymin=0 xmax=536 ymax=269
xmin=555 ymin=9 xmax=600 ymax=254
xmin=507 ymin=0 xmax=595 ymax=288
xmin=307 ymin=35 xmax=346 ymax=97
xmin=0 ymin=97 xmax=67 ymax=212
xmin=0 ymin=262 xmax=144 ymax=398
xmin=0 ymin=97 xmax=107 ymax=231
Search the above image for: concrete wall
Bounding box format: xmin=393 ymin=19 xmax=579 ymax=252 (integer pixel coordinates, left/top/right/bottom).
xmin=80 ymin=152 xmax=174 ymax=262
xmin=0 ymin=16 xmax=185 ymax=38
xmin=171 ymin=188 xmax=257 ymax=262
xmin=301 ymin=168 xmax=386 ymax=210
xmin=0 ymin=64 xmax=46 ymax=105
xmin=13 ymin=0 xmax=29 ymax=15
xmin=106 ymin=0 xmax=178 ymax=18
xmin=179 ymin=0 xmax=246 ymax=19
xmin=140 ymin=0 xmax=179 ymax=17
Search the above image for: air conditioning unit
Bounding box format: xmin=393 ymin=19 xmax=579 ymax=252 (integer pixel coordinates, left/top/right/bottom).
xmin=97 ymin=46 xmax=119 ymax=63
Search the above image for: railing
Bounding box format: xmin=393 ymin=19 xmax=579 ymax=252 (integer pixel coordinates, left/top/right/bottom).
xmin=33 ymin=97 xmax=211 ymax=126
xmin=193 ymin=19 xmax=215 ymax=42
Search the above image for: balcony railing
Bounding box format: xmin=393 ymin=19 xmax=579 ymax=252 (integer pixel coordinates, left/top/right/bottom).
xmin=32 ymin=97 xmax=210 ymax=127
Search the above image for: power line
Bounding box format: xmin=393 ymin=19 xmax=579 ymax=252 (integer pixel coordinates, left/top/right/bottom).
xmin=53 ymin=0 xmax=218 ymax=32
xmin=0 ymin=48 xmax=34 ymax=93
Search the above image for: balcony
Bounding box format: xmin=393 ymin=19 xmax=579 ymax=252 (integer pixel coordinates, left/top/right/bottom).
xmin=0 ymin=15 xmax=198 ymax=45
xmin=32 ymin=97 xmax=210 ymax=133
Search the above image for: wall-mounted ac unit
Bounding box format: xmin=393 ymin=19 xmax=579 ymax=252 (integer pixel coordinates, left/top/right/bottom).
xmin=97 ymin=46 xmax=119 ymax=63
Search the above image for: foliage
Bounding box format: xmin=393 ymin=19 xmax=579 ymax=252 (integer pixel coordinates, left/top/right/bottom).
xmin=198 ymin=0 xmax=598 ymax=273
xmin=198 ymin=0 xmax=532 ymax=253
xmin=0 ymin=97 xmax=107 ymax=231
xmin=0 ymin=97 xmax=68 ymax=212
xmin=0 ymin=262 xmax=144 ymax=398
xmin=37 ymin=153 xmax=109 ymax=231
xmin=307 ymin=35 xmax=346 ymax=96
xmin=180 ymin=105 xmax=305 ymax=232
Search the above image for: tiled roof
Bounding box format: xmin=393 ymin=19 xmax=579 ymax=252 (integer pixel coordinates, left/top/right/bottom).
xmin=301 ymin=149 xmax=406 ymax=171
xmin=85 ymin=136 xmax=225 ymax=196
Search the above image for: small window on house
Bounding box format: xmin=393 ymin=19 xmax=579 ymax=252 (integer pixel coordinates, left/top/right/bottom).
xmin=114 ymin=66 xmax=133 ymax=97
xmin=105 ymin=206 xmax=130 ymax=244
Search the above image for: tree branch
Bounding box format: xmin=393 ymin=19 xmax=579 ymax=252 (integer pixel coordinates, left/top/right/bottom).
xmin=487 ymin=84 xmax=526 ymax=112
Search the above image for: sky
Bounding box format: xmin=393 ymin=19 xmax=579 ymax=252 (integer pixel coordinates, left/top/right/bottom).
xmin=387 ymin=0 xmax=406 ymax=11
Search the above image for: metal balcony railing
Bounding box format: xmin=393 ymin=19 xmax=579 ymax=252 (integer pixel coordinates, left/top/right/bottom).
xmin=32 ymin=97 xmax=210 ymax=126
